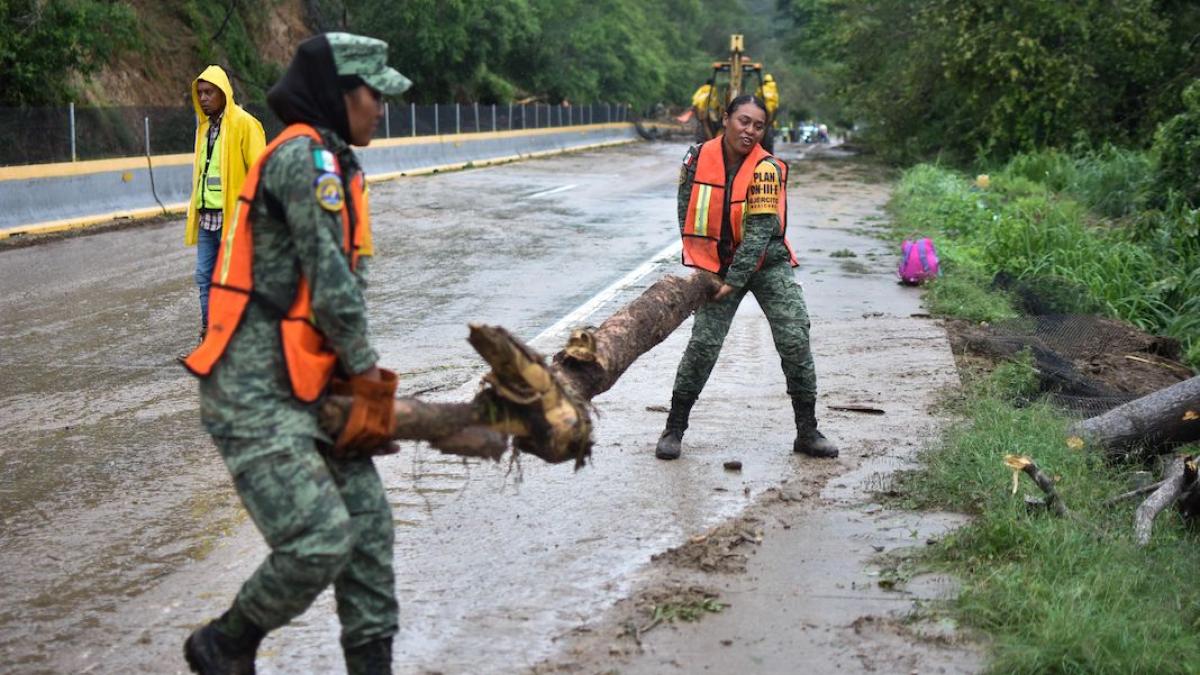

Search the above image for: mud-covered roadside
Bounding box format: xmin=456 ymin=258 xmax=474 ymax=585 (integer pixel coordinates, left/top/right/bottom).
xmin=532 ymin=147 xmax=985 ymax=674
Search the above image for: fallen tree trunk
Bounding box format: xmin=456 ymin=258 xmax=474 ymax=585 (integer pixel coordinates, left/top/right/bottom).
xmin=1068 ymin=375 xmax=1200 ymax=454
xmin=318 ymin=271 xmax=721 ymax=466
xmin=1134 ymin=456 xmax=1193 ymax=547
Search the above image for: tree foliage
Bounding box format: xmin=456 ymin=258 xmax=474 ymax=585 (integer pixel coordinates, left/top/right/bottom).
xmin=345 ymin=0 xmax=752 ymax=108
xmin=0 ymin=0 xmax=138 ymax=106
xmin=780 ymin=0 xmax=1200 ymax=163
xmin=1151 ymin=81 xmax=1200 ymax=208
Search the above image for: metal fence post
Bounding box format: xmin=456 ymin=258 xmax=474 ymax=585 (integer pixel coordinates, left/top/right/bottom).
xmin=434 ymin=103 xmax=440 ymax=136
xmin=411 ymin=102 xmax=416 ymax=137
xmin=492 ymin=104 xmax=497 ymax=132
xmin=69 ymin=102 xmax=77 ymax=162
xmin=384 ymin=101 xmax=391 ymax=138
xmin=143 ymin=116 xmax=151 ymax=156
xmin=508 ymin=102 xmax=513 ymax=130
xmin=455 ymin=103 xmax=461 ymax=135
xmin=522 ymin=104 xmax=526 ymax=130
xmin=534 ymin=103 xmax=539 ymax=128
xmin=474 ymin=102 xmax=479 ymax=133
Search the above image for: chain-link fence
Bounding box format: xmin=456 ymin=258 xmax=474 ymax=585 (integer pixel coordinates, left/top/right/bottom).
xmin=0 ymin=102 xmax=630 ymax=168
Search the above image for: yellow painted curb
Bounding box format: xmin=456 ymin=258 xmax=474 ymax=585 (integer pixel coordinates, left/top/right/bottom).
xmin=0 ymin=134 xmax=637 ymax=241
xmin=0 ymin=122 xmax=632 ymax=182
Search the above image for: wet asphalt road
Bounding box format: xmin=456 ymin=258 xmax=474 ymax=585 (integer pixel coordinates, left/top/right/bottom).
xmin=0 ymin=141 xmax=683 ymax=672
xmin=0 ymin=141 xmax=902 ymax=673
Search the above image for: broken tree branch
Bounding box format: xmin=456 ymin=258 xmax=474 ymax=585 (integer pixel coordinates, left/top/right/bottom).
xmin=317 ymin=271 xmax=722 ymax=466
xmin=1134 ymin=456 xmax=1191 ymax=547
xmin=1102 ymin=480 xmax=1166 ymax=506
xmin=1005 ymin=455 xmax=1069 ymax=517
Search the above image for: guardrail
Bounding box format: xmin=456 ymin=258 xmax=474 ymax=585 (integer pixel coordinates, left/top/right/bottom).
xmin=0 ymin=120 xmax=639 ymax=239
xmin=0 ymin=102 xmax=631 ymax=167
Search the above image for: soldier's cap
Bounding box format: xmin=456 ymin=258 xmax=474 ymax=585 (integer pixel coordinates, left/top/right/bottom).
xmin=326 ymin=32 xmax=411 ymax=96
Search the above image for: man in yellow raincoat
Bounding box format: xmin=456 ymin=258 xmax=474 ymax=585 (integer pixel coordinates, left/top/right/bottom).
xmin=186 ymin=66 xmax=266 ymax=343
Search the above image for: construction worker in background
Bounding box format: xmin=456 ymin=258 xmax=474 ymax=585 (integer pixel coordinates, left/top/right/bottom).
xmin=692 ymin=78 xmax=722 ymax=127
xmin=758 ymin=74 xmax=779 ymax=119
xmin=185 ymin=66 xmax=265 ymax=345
xmin=180 ymin=33 xmax=411 ymax=675
xmin=655 ymin=94 xmax=839 ymax=462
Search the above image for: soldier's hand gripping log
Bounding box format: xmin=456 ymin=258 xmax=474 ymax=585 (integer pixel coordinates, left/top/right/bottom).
xmin=317 ymin=271 xmax=722 ymax=467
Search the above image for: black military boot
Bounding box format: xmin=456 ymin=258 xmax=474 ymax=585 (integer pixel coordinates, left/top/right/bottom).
xmin=791 ymin=396 xmax=839 ymax=458
xmin=345 ymin=637 xmax=393 ymax=675
xmin=184 ymin=605 xmax=264 ymax=675
xmin=655 ymin=393 xmax=697 ymax=460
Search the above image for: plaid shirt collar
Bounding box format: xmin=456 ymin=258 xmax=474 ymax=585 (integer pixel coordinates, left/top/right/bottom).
xmin=207 ymin=112 xmax=223 ymax=145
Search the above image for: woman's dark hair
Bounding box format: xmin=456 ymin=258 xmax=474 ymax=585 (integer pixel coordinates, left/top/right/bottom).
xmin=725 ymin=94 xmax=768 ymax=117
xmin=338 ymin=75 xmax=367 ymax=93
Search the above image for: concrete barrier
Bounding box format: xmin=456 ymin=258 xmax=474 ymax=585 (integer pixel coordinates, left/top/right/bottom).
xmin=0 ymin=122 xmax=638 ymax=239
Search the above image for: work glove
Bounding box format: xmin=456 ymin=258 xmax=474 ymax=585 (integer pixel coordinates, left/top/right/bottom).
xmin=330 ymin=368 xmax=399 ymax=459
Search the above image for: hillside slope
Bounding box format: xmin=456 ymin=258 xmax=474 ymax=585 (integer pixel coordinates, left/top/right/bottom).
xmin=83 ymin=0 xmax=312 ymax=106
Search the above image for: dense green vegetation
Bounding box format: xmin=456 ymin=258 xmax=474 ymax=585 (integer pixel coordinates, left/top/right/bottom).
xmin=0 ymin=0 xmax=138 ymax=105
xmin=891 ymin=151 xmax=1200 ymax=366
xmin=895 ymin=359 xmax=1200 ymax=673
xmin=344 ymin=0 xmax=753 ymax=106
xmin=780 ymin=0 xmax=1200 ymax=164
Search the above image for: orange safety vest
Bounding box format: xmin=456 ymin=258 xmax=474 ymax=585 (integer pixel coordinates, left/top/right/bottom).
xmin=681 ymin=137 xmax=796 ymax=273
xmin=183 ymin=123 xmax=373 ymax=403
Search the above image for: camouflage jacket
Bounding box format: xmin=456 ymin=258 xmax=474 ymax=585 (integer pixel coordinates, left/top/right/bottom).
xmin=199 ymin=126 xmax=378 ymax=439
xmin=677 ymin=143 xmax=791 ymax=289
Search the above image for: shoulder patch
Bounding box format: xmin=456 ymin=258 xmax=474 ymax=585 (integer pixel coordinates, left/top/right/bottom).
xmin=746 ymin=160 xmax=781 ymax=215
xmin=312 ymin=149 xmax=340 ymax=174
xmin=314 ymin=172 xmax=345 ymax=212
xmin=682 ymin=145 xmax=699 ymax=167
xmin=679 ymin=146 xmax=699 ymax=185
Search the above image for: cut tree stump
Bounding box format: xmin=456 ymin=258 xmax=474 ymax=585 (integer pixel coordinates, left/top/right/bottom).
xmin=318 ymin=270 xmax=722 ymax=467
xmin=1068 ymin=375 xmax=1200 ymax=454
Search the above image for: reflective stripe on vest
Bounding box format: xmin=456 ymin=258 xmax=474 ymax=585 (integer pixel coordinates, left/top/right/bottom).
xmin=199 ymin=125 xmax=223 ymax=210
xmin=681 ymin=137 xmax=792 ymax=273
xmin=182 ymin=123 xmax=373 ymax=403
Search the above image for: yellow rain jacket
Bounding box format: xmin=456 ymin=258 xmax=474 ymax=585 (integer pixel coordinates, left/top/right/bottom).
xmin=185 ymin=65 xmax=266 ymax=246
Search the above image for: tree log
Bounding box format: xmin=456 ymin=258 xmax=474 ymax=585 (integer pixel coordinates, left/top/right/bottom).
xmin=317 ymin=271 xmax=722 ymax=466
xmin=1134 ymin=456 xmax=1193 ymax=547
xmin=1068 ymin=375 xmax=1200 ymax=454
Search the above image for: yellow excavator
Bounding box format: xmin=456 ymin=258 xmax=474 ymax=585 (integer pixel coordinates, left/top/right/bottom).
xmin=691 ymin=34 xmax=779 ymax=151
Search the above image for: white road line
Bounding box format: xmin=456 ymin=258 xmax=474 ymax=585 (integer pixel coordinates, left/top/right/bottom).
xmin=526 ymin=184 xmax=578 ymax=199
xmin=530 ymin=239 xmax=683 ymax=349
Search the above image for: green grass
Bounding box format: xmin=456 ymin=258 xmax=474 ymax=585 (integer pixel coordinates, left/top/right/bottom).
xmin=889 ymin=157 xmax=1200 ymax=368
xmin=894 ymin=362 xmax=1200 ymax=673
xmin=884 ymin=151 xmax=1200 ymax=671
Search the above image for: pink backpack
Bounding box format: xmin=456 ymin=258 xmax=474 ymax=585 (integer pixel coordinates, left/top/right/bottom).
xmin=898 ymin=237 xmax=940 ymax=285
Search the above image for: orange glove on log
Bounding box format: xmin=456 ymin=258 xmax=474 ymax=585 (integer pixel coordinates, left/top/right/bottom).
xmin=331 ymin=368 xmax=398 ymax=459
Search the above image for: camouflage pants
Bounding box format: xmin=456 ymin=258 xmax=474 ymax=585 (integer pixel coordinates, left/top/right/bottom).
xmin=212 ymin=434 xmax=398 ymax=648
xmin=673 ymin=261 xmax=817 ymax=400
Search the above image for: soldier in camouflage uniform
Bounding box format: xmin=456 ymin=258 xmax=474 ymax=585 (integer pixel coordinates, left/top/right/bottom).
xmin=181 ymin=34 xmax=412 ymax=675
xmin=656 ymin=95 xmax=839 ymax=461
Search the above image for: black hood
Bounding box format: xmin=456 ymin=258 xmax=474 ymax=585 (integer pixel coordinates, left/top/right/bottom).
xmin=267 ymin=34 xmax=351 ymax=143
